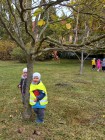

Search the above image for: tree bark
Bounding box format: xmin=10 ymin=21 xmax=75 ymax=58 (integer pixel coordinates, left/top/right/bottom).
xmin=80 ymin=50 xmax=84 ymax=75
xmin=22 ymin=54 xmax=33 ymax=119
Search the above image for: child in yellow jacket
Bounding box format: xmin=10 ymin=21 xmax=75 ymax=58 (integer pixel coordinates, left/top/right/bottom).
xmin=29 ymin=72 xmax=48 ymax=123
xmin=91 ymin=58 xmax=96 ymax=70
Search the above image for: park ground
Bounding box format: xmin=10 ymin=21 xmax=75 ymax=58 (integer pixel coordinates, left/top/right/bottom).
xmin=0 ymin=59 xmax=105 ymax=140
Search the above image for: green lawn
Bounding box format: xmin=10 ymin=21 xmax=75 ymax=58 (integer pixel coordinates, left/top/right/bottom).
xmin=0 ymin=59 xmax=105 ymax=140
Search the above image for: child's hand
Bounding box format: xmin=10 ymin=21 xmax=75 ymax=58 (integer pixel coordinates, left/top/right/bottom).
xmin=34 ymin=98 xmax=37 ymax=102
xmin=18 ymin=85 xmax=21 ymax=88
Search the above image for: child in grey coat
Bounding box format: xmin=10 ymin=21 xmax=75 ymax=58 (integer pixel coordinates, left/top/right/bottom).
xmin=18 ymin=68 xmax=27 ymax=104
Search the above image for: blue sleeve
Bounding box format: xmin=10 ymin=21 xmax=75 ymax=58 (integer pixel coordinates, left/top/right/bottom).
xmin=37 ymin=90 xmax=45 ymax=101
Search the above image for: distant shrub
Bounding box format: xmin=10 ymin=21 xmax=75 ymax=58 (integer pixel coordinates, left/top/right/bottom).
xmin=11 ymin=41 xmax=52 ymax=62
xmin=35 ymin=51 xmax=52 ymax=61
xmin=11 ymin=47 xmax=27 ymax=63
xmin=35 ymin=42 xmax=52 ymax=61
xmin=0 ymin=40 xmax=16 ymax=60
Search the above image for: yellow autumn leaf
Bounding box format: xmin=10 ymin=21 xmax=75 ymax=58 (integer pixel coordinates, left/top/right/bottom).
xmin=66 ymin=23 xmax=71 ymax=29
xmin=33 ymin=8 xmax=43 ymax=17
xmin=38 ymin=19 xmax=45 ymax=26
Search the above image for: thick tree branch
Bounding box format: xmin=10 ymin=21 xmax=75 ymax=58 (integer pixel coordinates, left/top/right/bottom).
xmin=46 ymin=34 xmax=105 ymax=49
xmin=18 ymin=0 xmax=35 ymax=44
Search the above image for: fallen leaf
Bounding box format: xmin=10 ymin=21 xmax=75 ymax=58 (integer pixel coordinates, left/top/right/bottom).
xmin=9 ymin=115 xmax=13 ymax=118
xmin=17 ymin=128 xmax=25 ymax=134
xmin=33 ymin=130 xmax=41 ymax=135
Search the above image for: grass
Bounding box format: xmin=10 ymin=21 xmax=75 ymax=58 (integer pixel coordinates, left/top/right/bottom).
xmin=0 ymin=59 xmax=105 ymax=140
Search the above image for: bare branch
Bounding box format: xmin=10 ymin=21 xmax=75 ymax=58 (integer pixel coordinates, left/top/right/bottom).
xmin=24 ymin=0 xmax=69 ymax=11
xmin=0 ymin=14 xmax=27 ymax=53
xmin=38 ymin=10 xmax=49 ymax=39
xmin=60 ymin=3 xmax=105 ymax=22
xmin=6 ymin=0 xmax=24 ymax=44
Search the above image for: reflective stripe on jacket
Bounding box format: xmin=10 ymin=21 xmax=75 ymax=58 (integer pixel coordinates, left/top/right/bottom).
xmin=29 ymin=81 xmax=48 ymax=106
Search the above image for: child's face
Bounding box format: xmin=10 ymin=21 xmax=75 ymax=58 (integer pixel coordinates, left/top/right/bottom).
xmin=33 ymin=76 xmax=40 ymax=83
xmin=23 ymin=72 xmax=27 ymax=77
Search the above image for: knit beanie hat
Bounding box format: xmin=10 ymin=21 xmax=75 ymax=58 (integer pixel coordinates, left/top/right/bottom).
xmin=33 ymin=72 xmax=41 ymax=80
xmin=23 ymin=68 xmax=27 ymax=73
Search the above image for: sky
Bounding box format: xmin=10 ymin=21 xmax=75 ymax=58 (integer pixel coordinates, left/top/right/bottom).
xmin=32 ymin=0 xmax=71 ymax=18
xmin=55 ymin=4 xmax=71 ymax=17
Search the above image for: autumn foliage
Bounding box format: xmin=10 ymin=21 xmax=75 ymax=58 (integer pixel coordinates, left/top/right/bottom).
xmin=0 ymin=40 xmax=16 ymax=60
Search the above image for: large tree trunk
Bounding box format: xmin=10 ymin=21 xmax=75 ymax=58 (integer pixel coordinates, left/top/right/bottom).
xmin=22 ymin=55 xmax=33 ymax=119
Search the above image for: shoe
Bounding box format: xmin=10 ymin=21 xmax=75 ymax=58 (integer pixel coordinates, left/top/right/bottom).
xmin=36 ymin=119 xmax=44 ymax=123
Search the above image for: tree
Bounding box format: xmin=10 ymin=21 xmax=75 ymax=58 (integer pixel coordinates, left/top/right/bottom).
xmin=0 ymin=0 xmax=105 ymax=119
xmin=70 ymin=0 xmax=105 ymax=74
xmin=0 ymin=0 xmax=70 ymax=119
xmin=46 ymin=0 xmax=105 ymax=74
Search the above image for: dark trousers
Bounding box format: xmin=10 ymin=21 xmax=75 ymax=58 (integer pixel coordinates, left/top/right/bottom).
xmin=33 ymin=108 xmax=45 ymax=123
xmin=92 ymin=65 xmax=96 ymax=69
xmin=22 ymin=94 xmax=25 ymax=104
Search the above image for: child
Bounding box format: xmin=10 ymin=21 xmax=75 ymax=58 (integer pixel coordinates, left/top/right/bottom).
xmin=29 ymin=72 xmax=48 ymax=123
xmin=18 ymin=68 xmax=27 ymax=104
xmin=91 ymin=58 xmax=96 ymax=70
xmin=102 ymin=58 xmax=105 ymax=72
xmin=96 ymin=59 xmax=101 ymax=72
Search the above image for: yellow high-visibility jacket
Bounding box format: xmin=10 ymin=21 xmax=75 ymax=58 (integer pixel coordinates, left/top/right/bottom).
xmin=29 ymin=81 xmax=48 ymax=106
xmin=92 ymin=59 xmax=96 ymax=65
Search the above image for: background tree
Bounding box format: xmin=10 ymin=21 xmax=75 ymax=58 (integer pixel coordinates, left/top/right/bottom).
xmin=46 ymin=0 xmax=105 ymax=74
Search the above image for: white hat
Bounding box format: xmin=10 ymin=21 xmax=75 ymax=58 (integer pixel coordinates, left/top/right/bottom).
xmin=23 ymin=68 xmax=27 ymax=73
xmin=33 ymin=72 xmax=41 ymax=79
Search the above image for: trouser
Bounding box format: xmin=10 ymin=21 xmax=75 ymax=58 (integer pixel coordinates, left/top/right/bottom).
xmin=33 ymin=108 xmax=45 ymax=122
xmin=92 ymin=65 xmax=96 ymax=69
xmin=22 ymin=94 xmax=25 ymax=104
